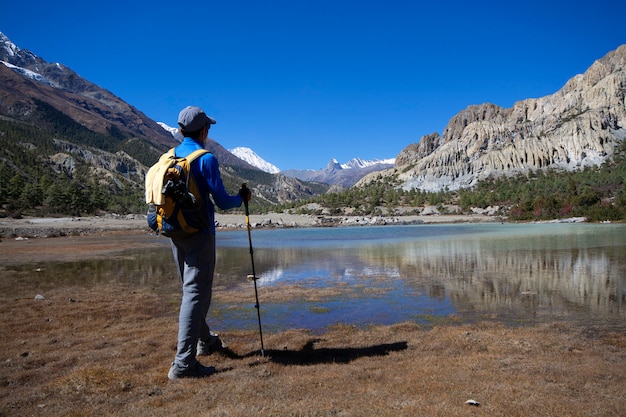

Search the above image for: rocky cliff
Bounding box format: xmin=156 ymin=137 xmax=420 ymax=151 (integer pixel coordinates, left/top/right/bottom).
xmin=362 ymin=45 xmax=626 ymax=192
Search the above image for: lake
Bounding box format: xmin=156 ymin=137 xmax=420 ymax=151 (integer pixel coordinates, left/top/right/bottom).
xmin=212 ymin=223 xmax=626 ymax=331
xmin=9 ymin=222 xmax=626 ymax=332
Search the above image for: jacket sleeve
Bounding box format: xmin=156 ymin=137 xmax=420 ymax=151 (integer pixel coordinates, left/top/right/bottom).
xmin=198 ymin=153 xmax=243 ymax=210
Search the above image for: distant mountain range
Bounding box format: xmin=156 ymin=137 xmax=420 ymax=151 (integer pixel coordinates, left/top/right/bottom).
xmin=2 ymin=29 xmax=624 ymax=204
xmin=282 ymin=158 xmax=395 ymax=188
xmin=228 ymin=147 xmax=395 ymax=187
xmin=156 ymin=120 xmax=396 ymax=186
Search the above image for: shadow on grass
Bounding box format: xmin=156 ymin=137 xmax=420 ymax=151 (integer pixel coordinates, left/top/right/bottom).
xmin=218 ymin=339 xmax=408 ymax=365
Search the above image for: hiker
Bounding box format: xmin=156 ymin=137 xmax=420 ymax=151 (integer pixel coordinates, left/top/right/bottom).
xmin=167 ymin=105 xmax=251 ymax=380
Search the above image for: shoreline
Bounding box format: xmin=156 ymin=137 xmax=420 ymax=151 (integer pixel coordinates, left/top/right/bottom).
xmin=0 ymin=212 xmax=507 ymax=239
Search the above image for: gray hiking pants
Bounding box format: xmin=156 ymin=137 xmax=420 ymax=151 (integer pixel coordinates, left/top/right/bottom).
xmin=170 ymin=231 xmax=216 ymax=368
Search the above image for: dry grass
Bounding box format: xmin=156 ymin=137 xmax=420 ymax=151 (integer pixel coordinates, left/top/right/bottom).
xmin=2 ymin=282 xmax=625 ymax=417
xmin=1 ymin=234 xmax=625 ymax=416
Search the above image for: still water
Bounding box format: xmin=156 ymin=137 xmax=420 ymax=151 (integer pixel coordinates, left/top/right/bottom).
xmin=12 ymin=223 xmax=626 ymax=332
xmin=214 ymin=223 xmax=626 ymax=331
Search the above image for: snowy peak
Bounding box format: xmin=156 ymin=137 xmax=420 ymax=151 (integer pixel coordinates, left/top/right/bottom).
xmin=229 ymin=147 xmax=280 ymax=174
xmin=157 ymin=122 xmax=183 ymax=142
xmin=1 ymin=32 xmax=55 ymax=87
xmin=326 ymin=159 xmax=342 ymax=171
xmin=341 ymin=157 xmax=396 ymax=169
xmin=282 ymin=157 xmax=396 ymax=188
xmin=326 ymin=157 xmax=396 ymax=171
xmin=155 ymin=124 xmax=277 ymax=173
xmin=0 ymin=33 xmax=18 ymax=59
xmin=1 ymin=32 xmax=58 ymax=82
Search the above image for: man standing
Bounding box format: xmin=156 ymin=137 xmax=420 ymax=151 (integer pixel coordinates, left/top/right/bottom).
xmin=167 ymin=106 xmax=251 ymax=380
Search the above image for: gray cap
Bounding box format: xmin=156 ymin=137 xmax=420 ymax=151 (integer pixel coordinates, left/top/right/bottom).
xmin=177 ymin=106 xmax=216 ymax=132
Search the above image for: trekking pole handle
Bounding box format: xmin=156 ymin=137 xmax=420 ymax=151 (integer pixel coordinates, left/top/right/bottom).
xmin=240 ymin=183 xmax=251 ymax=215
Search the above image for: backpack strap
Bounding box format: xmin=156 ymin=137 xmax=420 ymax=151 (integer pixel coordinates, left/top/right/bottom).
xmin=182 ymin=149 xmax=210 ymax=196
xmin=185 ymin=149 xmax=210 ymax=163
xmin=182 ymin=149 xmax=210 ymax=187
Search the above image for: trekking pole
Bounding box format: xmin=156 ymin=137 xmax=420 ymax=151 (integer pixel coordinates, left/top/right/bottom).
xmin=241 ymin=183 xmax=265 ymax=357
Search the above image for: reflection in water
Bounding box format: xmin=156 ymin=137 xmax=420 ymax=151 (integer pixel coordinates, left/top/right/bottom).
xmin=5 ymin=246 xmax=179 ymax=289
xmin=216 ymin=223 xmax=626 ymax=330
xmin=5 ymin=223 xmax=625 ymax=331
xmin=393 ymin=240 xmax=625 ymax=321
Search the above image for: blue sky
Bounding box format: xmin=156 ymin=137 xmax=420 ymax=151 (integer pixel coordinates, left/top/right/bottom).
xmin=1 ymin=1 xmax=625 ymax=170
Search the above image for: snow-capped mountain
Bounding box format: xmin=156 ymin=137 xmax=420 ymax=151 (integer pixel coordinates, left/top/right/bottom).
xmin=229 ymin=147 xmax=280 ymax=174
xmin=156 ymin=119 xmax=396 ymax=182
xmin=340 ymin=157 xmax=396 ymax=169
xmin=157 ymin=122 xmax=183 ymax=141
xmin=282 ymin=157 xmax=396 ymax=188
xmin=156 ymin=124 xmax=278 ymax=172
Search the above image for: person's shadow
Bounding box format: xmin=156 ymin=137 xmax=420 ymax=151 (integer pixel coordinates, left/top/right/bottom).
xmin=217 ymin=339 xmax=408 ymax=366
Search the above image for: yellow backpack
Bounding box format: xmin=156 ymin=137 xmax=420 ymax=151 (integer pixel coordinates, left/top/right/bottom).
xmin=145 ymin=148 xmax=209 ymax=237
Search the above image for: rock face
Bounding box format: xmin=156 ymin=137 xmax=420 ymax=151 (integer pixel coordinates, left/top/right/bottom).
xmin=363 ymin=44 xmax=626 ymax=192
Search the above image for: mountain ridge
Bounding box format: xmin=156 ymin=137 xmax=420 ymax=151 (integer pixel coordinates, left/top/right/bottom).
xmin=0 ymin=32 xmax=328 ymax=209
xmin=155 ymin=119 xmax=396 ymax=184
xmin=0 ymin=32 xmax=175 ymax=148
xmin=357 ymin=44 xmax=626 ymax=192
xmin=2 ymin=30 xmax=625 ymax=214
xmin=282 ymin=158 xmax=395 ymax=188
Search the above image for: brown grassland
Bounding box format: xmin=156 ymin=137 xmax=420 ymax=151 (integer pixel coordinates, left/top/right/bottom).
xmin=1 ymin=230 xmax=625 ymax=417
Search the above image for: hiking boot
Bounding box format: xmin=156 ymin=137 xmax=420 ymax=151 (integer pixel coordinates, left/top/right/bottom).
xmin=168 ymin=362 xmax=216 ymax=380
xmin=197 ymin=331 xmax=227 ymax=356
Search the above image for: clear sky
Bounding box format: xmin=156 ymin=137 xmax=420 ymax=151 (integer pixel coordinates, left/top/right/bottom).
xmin=1 ymin=1 xmax=625 ymax=170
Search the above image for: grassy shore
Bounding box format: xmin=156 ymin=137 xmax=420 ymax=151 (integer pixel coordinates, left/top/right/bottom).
xmin=1 ymin=227 xmax=624 ymax=416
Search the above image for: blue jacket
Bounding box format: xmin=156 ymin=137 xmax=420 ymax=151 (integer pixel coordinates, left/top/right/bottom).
xmin=174 ymin=138 xmax=242 ymax=234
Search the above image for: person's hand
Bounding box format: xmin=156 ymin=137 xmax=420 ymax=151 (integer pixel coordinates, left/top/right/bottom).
xmin=239 ymin=185 xmax=252 ymax=202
